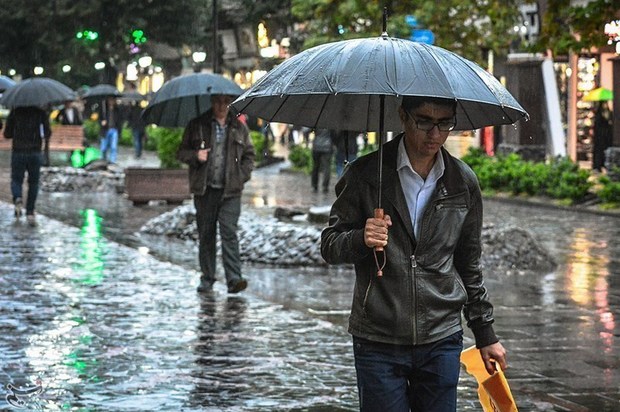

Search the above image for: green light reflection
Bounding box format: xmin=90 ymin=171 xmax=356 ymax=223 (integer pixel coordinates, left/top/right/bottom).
xmin=73 ymin=209 xmax=105 ymax=286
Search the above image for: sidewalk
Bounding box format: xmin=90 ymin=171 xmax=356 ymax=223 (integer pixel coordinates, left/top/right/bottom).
xmin=0 ymin=145 xmax=618 ymax=410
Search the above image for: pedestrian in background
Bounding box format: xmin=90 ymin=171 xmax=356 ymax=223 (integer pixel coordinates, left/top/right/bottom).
xmin=55 ymin=100 xmax=83 ymax=125
xmin=592 ymin=101 xmax=612 ymax=172
xmin=3 ymin=106 xmax=51 ymax=226
xmin=99 ymin=96 xmax=122 ymax=163
xmin=125 ymin=85 xmax=147 ymax=159
xmin=177 ymin=94 xmax=255 ymax=294
xmin=335 ymin=130 xmax=359 ymax=177
xmin=311 ymin=128 xmax=335 ymax=193
xmin=321 ymin=96 xmax=507 ymax=411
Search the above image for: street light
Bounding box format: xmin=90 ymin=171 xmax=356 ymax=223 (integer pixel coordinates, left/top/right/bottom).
xmin=192 ymin=51 xmax=207 ymax=72
xmin=62 ymin=65 xmax=72 ymax=73
xmin=138 ymin=55 xmax=152 ymax=68
xmin=33 ymin=66 xmax=44 ymax=75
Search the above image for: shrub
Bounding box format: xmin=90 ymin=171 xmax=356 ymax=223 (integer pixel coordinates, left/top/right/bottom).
xmin=82 ymin=120 xmax=100 ymax=143
xmin=288 ymin=145 xmax=312 ymax=173
xmin=597 ymin=175 xmax=620 ymax=205
xmin=461 ymin=148 xmax=593 ymax=203
xmin=543 ymin=157 xmax=592 ymax=201
xmin=150 ymin=127 xmax=184 ymax=169
xmin=250 ymin=130 xmax=272 ymax=163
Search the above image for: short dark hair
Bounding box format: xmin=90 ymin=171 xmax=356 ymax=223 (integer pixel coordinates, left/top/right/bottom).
xmin=401 ymin=96 xmax=457 ymax=114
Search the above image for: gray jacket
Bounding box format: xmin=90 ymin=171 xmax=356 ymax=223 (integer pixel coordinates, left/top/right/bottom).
xmin=321 ymin=134 xmax=497 ymax=348
xmin=176 ymin=110 xmax=254 ymax=198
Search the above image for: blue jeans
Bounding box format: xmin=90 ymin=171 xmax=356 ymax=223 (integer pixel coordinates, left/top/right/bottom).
xmin=353 ymin=331 xmax=463 ymax=412
xmin=335 ymin=151 xmax=357 ymax=177
xmin=194 ymin=189 xmax=243 ymax=286
xmin=100 ymin=128 xmax=118 ymax=163
xmin=11 ymin=151 xmax=43 ymax=215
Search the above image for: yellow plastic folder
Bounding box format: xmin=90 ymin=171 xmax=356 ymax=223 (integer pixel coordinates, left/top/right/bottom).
xmin=460 ymin=346 xmax=518 ymax=412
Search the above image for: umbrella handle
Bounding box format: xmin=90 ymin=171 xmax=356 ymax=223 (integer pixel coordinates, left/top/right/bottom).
xmin=373 ymin=208 xmax=386 ymax=277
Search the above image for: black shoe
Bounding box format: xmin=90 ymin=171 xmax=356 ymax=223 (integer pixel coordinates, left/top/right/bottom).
xmin=227 ymin=278 xmax=248 ymax=294
xmin=197 ymin=279 xmax=215 ymax=293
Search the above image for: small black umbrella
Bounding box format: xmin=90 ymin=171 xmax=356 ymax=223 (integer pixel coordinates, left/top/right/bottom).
xmin=0 ymin=77 xmax=75 ymax=108
xmin=82 ymin=84 xmax=122 ymax=99
xmin=120 ymin=90 xmax=147 ymax=102
xmin=0 ymin=75 xmax=16 ymax=92
xmin=142 ymin=73 xmax=243 ymax=127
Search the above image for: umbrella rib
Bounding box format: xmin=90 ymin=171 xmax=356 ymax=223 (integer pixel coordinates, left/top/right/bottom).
xmin=313 ymin=94 xmax=331 ymax=129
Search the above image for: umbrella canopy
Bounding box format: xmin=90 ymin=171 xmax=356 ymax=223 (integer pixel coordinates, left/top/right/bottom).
xmin=120 ymin=90 xmax=147 ymax=102
xmin=82 ymin=84 xmax=122 ymax=99
xmin=141 ymin=73 xmax=243 ymax=127
xmin=231 ymin=35 xmax=528 ymax=132
xmin=0 ymin=75 xmax=16 ymax=92
xmin=583 ymin=87 xmax=613 ymax=102
xmin=0 ymin=77 xmax=75 ymax=108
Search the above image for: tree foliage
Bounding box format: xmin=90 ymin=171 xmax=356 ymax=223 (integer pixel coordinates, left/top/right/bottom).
xmin=536 ymin=0 xmax=617 ymax=55
xmin=291 ymin=0 xmax=523 ymax=65
xmin=0 ymin=0 xmax=204 ymax=86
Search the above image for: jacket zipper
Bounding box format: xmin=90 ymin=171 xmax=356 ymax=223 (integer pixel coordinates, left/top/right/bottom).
xmin=410 ymin=254 xmax=417 ymax=345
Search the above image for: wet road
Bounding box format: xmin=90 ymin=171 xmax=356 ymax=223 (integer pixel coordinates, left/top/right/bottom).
xmin=0 ymin=147 xmax=619 ymax=411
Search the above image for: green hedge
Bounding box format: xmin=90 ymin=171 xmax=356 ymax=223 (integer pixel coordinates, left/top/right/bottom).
xmin=461 ymin=148 xmax=611 ymax=205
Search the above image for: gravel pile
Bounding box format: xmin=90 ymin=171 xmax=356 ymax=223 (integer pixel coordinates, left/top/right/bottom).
xmin=140 ymin=204 xmax=556 ymax=271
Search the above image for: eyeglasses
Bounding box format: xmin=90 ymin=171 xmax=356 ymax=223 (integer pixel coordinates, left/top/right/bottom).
xmin=406 ymin=112 xmax=456 ymax=132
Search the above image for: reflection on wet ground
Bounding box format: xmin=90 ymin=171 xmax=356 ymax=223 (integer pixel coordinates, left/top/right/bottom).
xmin=0 ymin=148 xmax=619 ymax=410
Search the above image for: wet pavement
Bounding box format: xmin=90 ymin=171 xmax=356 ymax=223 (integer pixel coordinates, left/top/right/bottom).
xmin=0 ymin=145 xmax=619 ymax=411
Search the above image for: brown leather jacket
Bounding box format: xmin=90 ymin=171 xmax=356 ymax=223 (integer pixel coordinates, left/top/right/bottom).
xmin=176 ymin=110 xmax=254 ymax=198
xmin=321 ymin=134 xmax=497 ymax=348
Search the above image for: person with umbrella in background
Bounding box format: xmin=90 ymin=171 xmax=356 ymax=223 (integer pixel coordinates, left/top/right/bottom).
xmin=592 ymin=100 xmax=613 ymax=172
xmin=321 ymin=96 xmax=507 ymax=411
xmin=55 ymin=100 xmax=83 ymax=126
xmin=98 ymin=96 xmax=122 ymax=163
xmin=176 ymin=94 xmax=255 ymax=294
xmin=0 ymin=77 xmax=74 ymax=226
xmin=3 ymin=106 xmax=51 ymax=226
xmin=124 ymin=83 xmax=147 ymax=159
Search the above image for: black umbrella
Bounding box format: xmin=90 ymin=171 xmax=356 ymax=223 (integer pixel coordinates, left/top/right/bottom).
xmin=82 ymin=84 xmax=122 ymax=99
xmin=0 ymin=75 xmax=16 ymax=92
xmin=232 ymin=26 xmax=528 ymax=208
xmin=232 ymin=12 xmax=528 ymax=273
xmin=120 ymin=90 xmax=147 ymax=102
xmin=0 ymin=77 xmax=75 ymax=108
xmin=142 ymin=73 xmax=243 ymax=127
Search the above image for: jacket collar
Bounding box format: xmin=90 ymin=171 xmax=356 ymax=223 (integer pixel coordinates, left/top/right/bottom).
xmin=379 ymin=134 xmax=469 ymax=243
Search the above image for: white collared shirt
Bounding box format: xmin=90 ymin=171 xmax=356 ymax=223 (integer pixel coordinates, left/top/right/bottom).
xmin=397 ymin=139 xmax=445 ymax=240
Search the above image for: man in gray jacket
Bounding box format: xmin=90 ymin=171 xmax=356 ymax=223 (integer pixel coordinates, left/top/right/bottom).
xmin=321 ymin=96 xmax=506 ymax=411
xmin=177 ymin=94 xmax=255 ymax=294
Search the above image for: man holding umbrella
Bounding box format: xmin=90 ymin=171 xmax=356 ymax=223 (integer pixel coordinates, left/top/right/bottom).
xmin=177 ymin=94 xmax=255 ymax=294
xmin=3 ymin=106 xmax=51 ymax=225
xmin=321 ymin=96 xmax=507 ymax=411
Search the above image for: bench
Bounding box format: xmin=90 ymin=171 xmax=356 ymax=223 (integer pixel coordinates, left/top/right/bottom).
xmin=0 ymin=124 xmax=85 ymax=151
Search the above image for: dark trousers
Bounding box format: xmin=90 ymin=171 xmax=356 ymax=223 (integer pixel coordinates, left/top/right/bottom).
xmin=353 ymin=331 xmax=463 ymax=412
xmin=194 ymin=189 xmax=242 ymax=286
xmin=11 ymin=151 xmax=43 ymax=215
xmin=132 ymin=128 xmax=145 ymax=158
xmin=311 ymin=151 xmax=332 ymax=191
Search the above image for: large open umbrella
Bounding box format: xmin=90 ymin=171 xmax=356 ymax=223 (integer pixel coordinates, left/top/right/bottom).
xmin=0 ymin=75 xmax=16 ymax=92
xmin=141 ymin=73 xmax=243 ymax=127
xmin=82 ymin=84 xmax=121 ymax=99
xmin=0 ymin=77 xmax=75 ymax=108
xmin=232 ymin=16 xmax=528 ymax=272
